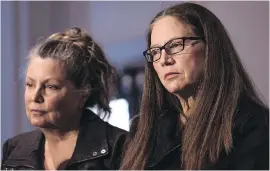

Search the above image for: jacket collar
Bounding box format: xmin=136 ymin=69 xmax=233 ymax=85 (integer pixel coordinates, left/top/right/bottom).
xmin=147 ymin=110 xmax=181 ymax=167
xmin=67 ymin=109 xmax=109 ymax=166
xmin=4 ymin=109 xmax=109 ymax=169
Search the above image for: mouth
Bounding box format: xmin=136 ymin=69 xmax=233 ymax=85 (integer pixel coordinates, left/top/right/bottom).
xmin=30 ymin=109 xmax=47 ymax=115
xmin=164 ymin=72 xmax=180 ymax=80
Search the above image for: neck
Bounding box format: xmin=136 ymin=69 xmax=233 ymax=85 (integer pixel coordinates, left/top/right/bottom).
xmin=42 ymin=128 xmax=79 ymax=170
xmin=174 ymin=83 xmax=202 ymax=116
xmin=41 ymin=128 xmax=79 ymax=145
xmin=177 ymin=95 xmax=196 ymax=115
xmin=41 ymin=111 xmax=84 ymax=170
xmin=174 ymin=94 xmax=196 ymax=125
xmin=41 ymin=110 xmax=83 ymax=144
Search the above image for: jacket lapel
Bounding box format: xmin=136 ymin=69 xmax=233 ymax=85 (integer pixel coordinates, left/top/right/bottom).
xmin=147 ymin=111 xmax=181 ymax=167
xmin=67 ymin=109 xmax=109 ymax=166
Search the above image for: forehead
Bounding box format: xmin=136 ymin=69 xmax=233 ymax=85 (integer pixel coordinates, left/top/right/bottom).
xmin=150 ymin=16 xmax=193 ymax=47
xmin=26 ymin=56 xmax=67 ymax=80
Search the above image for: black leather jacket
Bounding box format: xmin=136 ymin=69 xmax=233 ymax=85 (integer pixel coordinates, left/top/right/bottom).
xmin=1 ymin=109 xmax=127 ymax=170
xmin=131 ymin=97 xmax=269 ymax=170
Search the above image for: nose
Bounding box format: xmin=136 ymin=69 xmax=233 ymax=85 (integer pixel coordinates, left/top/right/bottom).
xmin=31 ymin=87 xmax=44 ymax=103
xmin=159 ymin=49 xmax=174 ymax=66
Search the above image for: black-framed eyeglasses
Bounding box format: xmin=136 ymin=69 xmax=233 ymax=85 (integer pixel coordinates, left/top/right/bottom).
xmin=143 ymin=36 xmax=204 ymax=62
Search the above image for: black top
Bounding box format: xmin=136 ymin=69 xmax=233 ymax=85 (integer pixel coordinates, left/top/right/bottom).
xmin=132 ymin=97 xmax=269 ymax=170
xmin=1 ymin=109 xmax=127 ymax=170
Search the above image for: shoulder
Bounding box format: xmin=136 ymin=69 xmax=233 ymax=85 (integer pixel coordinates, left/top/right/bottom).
xmin=234 ymin=98 xmax=269 ymax=137
xmin=216 ymin=98 xmax=269 ymax=169
xmin=3 ymin=129 xmax=41 ymax=148
xmin=2 ymin=129 xmax=42 ymax=162
xmin=232 ymin=97 xmax=269 ymax=160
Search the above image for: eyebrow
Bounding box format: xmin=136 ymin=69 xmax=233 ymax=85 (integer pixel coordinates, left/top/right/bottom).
xmin=26 ymin=76 xmax=64 ymax=83
xmin=150 ymin=36 xmax=185 ymax=49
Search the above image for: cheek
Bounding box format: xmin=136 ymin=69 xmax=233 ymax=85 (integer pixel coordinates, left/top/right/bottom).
xmin=24 ymin=90 xmax=32 ymax=106
xmin=46 ymin=95 xmax=68 ymax=111
xmin=24 ymin=91 xmax=29 ymax=103
xmin=153 ymin=64 xmax=164 ymax=81
xmin=187 ymin=59 xmax=203 ymax=76
xmin=24 ymin=93 xmax=30 ymax=116
xmin=183 ymin=53 xmax=205 ymax=80
xmin=47 ymin=93 xmax=81 ymax=113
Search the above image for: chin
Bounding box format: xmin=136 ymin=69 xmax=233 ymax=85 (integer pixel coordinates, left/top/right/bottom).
xmin=169 ymin=89 xmax=183 ymax=95
xmin=28 ymin=117 xmax=50 ymax=128
xmin=166 ymin=85 xmax=197 ymax=97
xmin=164 ymin=84 xmax=184 ymax=94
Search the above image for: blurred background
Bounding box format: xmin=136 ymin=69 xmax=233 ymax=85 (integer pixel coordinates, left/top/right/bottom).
xmin=1 ymin=1 xmax=269 ymax=145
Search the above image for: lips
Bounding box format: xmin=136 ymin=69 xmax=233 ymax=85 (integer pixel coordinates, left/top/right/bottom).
xmin=30 ymin=109 xmax=47 ymax=115
xmin=164 ymin=72 xmax=180 ymax=80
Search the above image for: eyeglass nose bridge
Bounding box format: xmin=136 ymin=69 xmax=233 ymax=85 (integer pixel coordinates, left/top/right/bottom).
xmin=158 ymin=45 xmax=171 ymax=57
xmin=159 ymin=43 xmax=181 ymax=58
xmin=156 ymin=46 xmax=173 ymax=63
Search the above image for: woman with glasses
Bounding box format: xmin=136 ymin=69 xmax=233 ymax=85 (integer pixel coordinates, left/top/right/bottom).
xmin=1 ymin=27 xmax=126 ymax=170
xmin=120 ymin=2 xmax=269 ymax=170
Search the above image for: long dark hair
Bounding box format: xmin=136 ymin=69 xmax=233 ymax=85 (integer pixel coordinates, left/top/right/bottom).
xmin=120 ymin=2 xmax=267 ymax=170
xmin=28 ymin=27 xmax=116 ymax=116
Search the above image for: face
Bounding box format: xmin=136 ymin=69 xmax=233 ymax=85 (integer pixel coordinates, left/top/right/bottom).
xmin=25 ymin=57 xmax=84 ymax=129
xmin=151 ymin=16 xmax=205 ymax=95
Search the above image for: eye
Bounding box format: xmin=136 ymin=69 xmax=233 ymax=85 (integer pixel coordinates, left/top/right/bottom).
xmin=150 ymin=48 xmax=160 ymax=56
xmin=169 ymin=41 xmax=183 ymax=49
xmin=25 ymin=82 xmax=33 ymax=87
xmin=46 ymin=84 xmax=60 ymax=90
